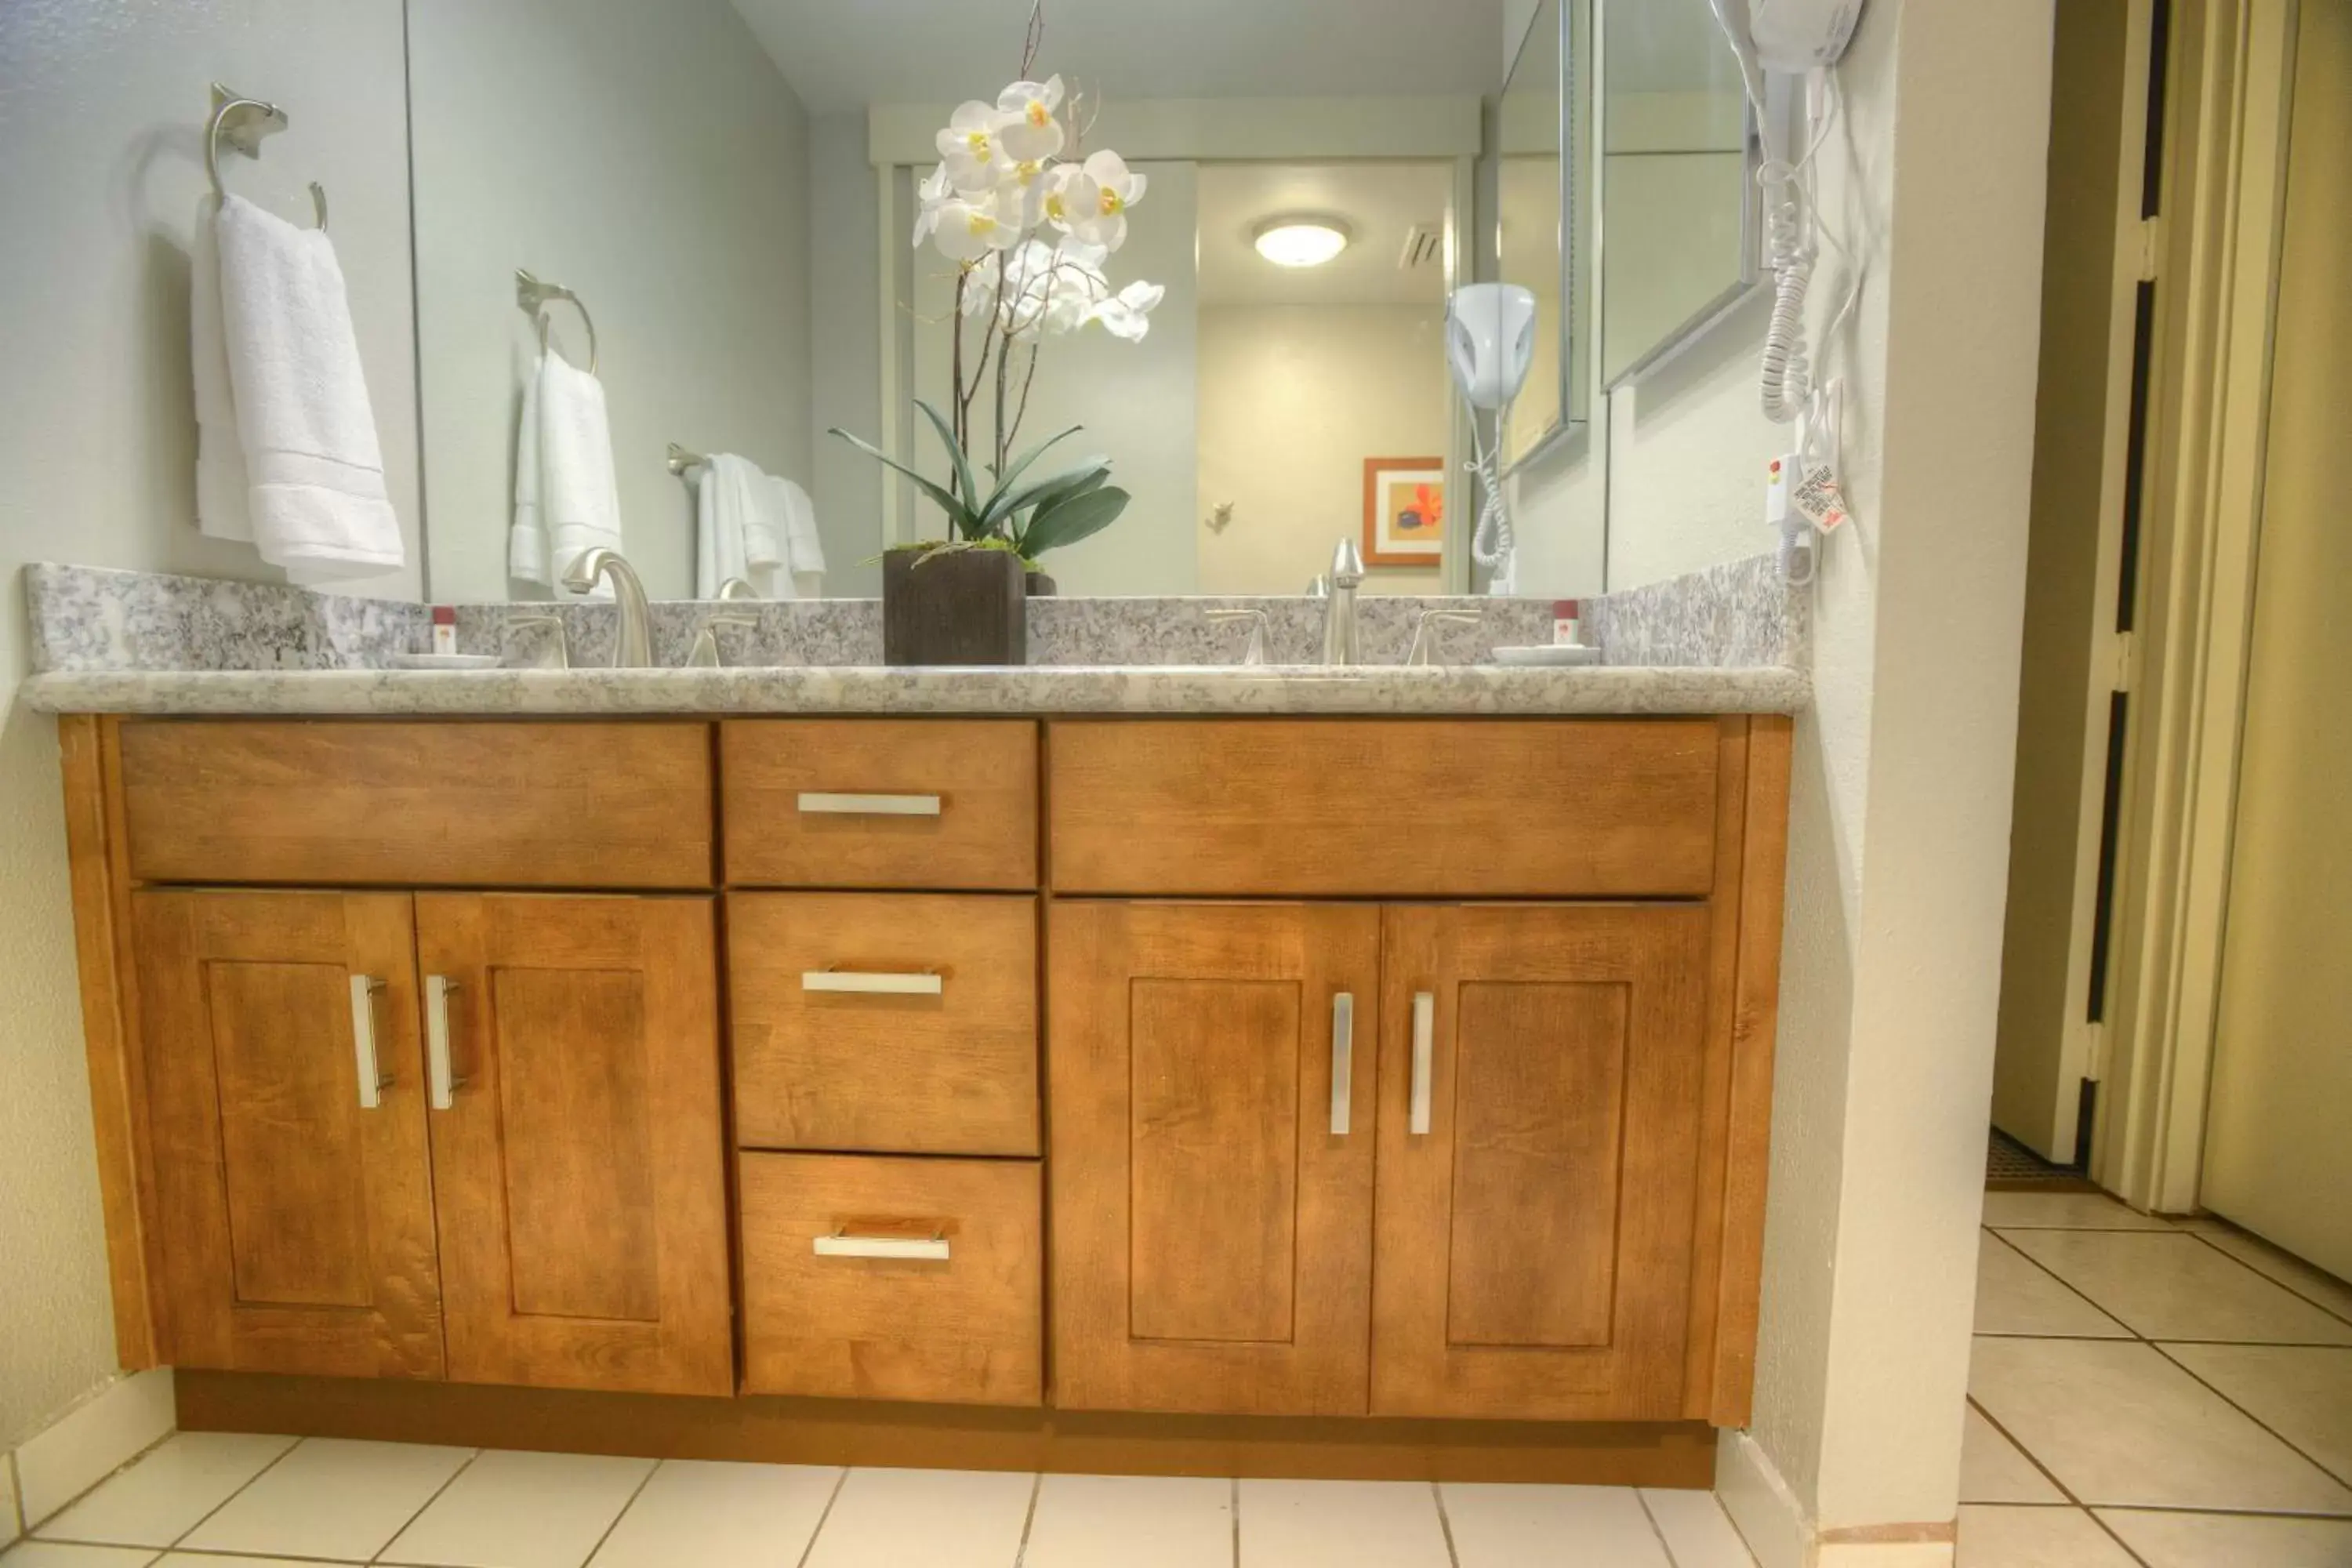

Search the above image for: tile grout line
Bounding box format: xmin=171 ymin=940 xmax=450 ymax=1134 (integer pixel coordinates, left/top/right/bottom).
xmin=2184 ymin=1229 xmax=2352 ymax=1331
xmin=1631 ymin=1486 xmax=1683 ymax=1568
xmin=4 ymin=1449 xmax=22 ymax=1541
xmin=57 ymin=1432 xmax=303 ymax=1559
xmin=564 ymin=1454 xmax=662 ymax=1568
xmin=1008 ymin=1471 xmax=1044 ymax=1568
xmin=24 ymin=1417 xmax=184 ymax=1541
xmin=367 ymin=1442 xmax=485 ymax=1566
xmin=2145 ymin=1341 xmax=2352 ymax=1497
xmin=1229 ymin=1476 xmax=1240 ymax=1568
xmin=1985 ymin=1226 xmax=2149 ymax=1338
xmin=790 ymin=1465 xmax=853 ymax=1568
xmin=1428 ymin=1480 xmax=1459 ymax=1568
xmin=1995 ymin=1221 xmax=2352 ymax=1345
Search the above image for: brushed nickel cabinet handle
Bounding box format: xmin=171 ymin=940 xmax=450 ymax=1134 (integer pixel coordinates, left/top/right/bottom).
xmin=1409 ymin=990 xmax=1436 ymax=1136
xmin=800 ymin=969 xmax=943 ymax=996
xmin=814 ymin=1232 xmax=950 ymax=1261
xmin=1330 ymin=991 xmax=1355 ymax=1136
xmin=424 ymin=974 xmax=464 ymax=1110
xmin=348 ymin=975 xmax=390 ymax=1110
xmin=796 ymin=792 xmax=942 ymax=816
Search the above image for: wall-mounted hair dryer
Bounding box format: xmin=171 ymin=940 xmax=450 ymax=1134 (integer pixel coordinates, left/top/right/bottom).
xmin=1447 ymin=283 xmax=1537 ymax=593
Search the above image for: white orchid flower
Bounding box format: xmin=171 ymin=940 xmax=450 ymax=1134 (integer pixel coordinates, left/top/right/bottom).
xmin=1041 ymin=165 xmax=1100 ymax=236
xmin=996 ymin=158 xmax=1053 ymax=233
xmin=911 ymin=162 xmax=954 ymax=247
xmin=1070 ymin=151 xmax=1148 ymax=250
xmin=932 ymin=190 xmax=1019 ymax=262
xmin=936 ymin=101 xmax=1009 ymax=194
xmin=1086 ymin=279 xmax=1166 ymax=342
xmin=994 ymin=75 xmax=1066 ymax=162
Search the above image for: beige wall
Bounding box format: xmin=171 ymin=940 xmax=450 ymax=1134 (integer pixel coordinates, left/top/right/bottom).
xmin=1196 ymin=305 xmax=1448 ymax=596
xmin=408 ymin=0 xmax=811 ymax=602
xmin=1723 ymin=1 xmax=2054 ymax=1559
xmin=0 ymin=0 xmax=422 ymax=1446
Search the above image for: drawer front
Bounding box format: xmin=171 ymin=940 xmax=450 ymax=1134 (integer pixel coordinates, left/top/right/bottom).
xmin=722 ymin=720 xmax=1037 ymax=889
xmin=740 ymin=1152 xmax=1041 ymax=1406
xmin=730 ymin=893 xmax=1039 ymax=1156
xmin=118 ymin=720 xmax=713 ymax=888
xmin=1047 ymin=719 xmax=1722 ymax=897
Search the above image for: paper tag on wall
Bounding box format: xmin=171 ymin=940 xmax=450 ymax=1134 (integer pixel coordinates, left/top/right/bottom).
xmin=1793 ymin=463 xmax=1852 ymax=532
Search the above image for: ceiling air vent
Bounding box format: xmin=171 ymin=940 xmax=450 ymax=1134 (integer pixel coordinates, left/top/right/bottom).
xmin=1397 ymin=223 xmax=1443 ymax=270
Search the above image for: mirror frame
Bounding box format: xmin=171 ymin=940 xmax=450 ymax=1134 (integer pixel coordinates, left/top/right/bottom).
xmin=1595 ymin=3 xmax=1786 ymax=392
xmin=1497 ymin=0 xmax=1584 ymax=474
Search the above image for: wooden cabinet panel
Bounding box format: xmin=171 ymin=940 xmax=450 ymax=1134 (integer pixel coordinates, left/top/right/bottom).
xmin=739 ymin=1152 xmax=1041 ymax=1406
xmin=1047 ymin=720 xmax=1719 ymax=897
xmin=730 ymin=893 xmax=1038 ymax=1156
xmin=133 ymin=890 xmax=442 ymax=1379
xmin=1372 ymin=904 xmax=1712 ymax=1421
xmin=722 ymin=720 xmax=1037 ymax=889
xmin=118 ymin=720 xmax=713 ymax=889
xmin=416 ymin=894 xmax=731 ymax=1396
xmin=1050 ymin=901 xmax=1378 ymax=1415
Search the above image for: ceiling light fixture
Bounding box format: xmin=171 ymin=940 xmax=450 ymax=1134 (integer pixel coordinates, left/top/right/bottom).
xmin=1253 ymin=216 xmax=1352 ymax=268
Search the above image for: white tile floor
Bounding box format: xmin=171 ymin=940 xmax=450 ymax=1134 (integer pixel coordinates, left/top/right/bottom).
xmin=2 ymin=1439 xmax=1760 ymax=1568
xmin=1962 ymin=1192 xmax=2352 ymax=1566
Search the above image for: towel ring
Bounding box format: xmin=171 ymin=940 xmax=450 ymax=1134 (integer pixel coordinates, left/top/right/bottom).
xmin=205 ymin=83 xmax=327 ymax=230
xmin=517 ymin=268 xmax=598 ymax=374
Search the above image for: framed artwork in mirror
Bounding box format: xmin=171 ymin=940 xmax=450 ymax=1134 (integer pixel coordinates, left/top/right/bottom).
xmin=1362 ymin=457 xmax=1446 ymax=568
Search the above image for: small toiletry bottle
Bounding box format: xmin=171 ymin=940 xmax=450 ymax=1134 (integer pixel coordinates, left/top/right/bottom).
xmin=431 ymin=605 xmax=457 ymax=656
xmin=1553 ymin=600 xmax=1581 ymax=647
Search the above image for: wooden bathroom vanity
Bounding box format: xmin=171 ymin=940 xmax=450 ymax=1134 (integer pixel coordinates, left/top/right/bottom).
xmin=56 ymin=712 xmax=1791 ymax=1486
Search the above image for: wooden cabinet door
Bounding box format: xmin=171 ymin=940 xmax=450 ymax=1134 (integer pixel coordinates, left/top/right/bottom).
xmin=134 ymin=890 xmax=443 ymax=1378
xmin=1050 ymin=901 xmax=1379 ymax=1414
xmin=1373 ymin=904 xmax=1711 ymax=1420
xmin=416 ymin=895 xmax=731 ymax=1395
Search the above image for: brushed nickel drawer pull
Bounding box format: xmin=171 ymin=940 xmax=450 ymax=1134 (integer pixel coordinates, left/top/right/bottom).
xmin=797 ymin=792 xmax=942 ymax=816
xmin=425 ymin=974 xmax=465 ymax=1110
xmin=348 ymin=975 xmax=390 ymax=1110
xmin=814 ymin=1229 xmax=950 ymax=1261
xmin=1409 ymin=990 xmax=1436 ymax=1136
xmin=801 ymin=967 xmax=943 ymax=996
xmin=1330 ymin=991 xmax=1355 ymax=1136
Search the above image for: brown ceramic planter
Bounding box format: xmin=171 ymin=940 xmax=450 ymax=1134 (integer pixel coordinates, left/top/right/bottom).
xmin=883 ymin=546 xmax=1027 ymax=666
xmin=1025 ymin=570 xmax=1057 ymax=597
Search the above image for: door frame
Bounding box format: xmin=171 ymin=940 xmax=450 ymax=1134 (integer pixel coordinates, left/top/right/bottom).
xmin=2096 ymin=0 xmax=2297 ymax=1213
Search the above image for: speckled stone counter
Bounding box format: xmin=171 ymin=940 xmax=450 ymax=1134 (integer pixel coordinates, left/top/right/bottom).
xmin=21 ymin=662 xmax=1807 ymax=717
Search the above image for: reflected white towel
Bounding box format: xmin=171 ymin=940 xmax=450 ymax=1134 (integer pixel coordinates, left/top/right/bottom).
xmin=510 ymin=348 xmax=622 ymax=597
xmin=191 ymin=197 xmax=252 ymax=544
xmin=208 ymin=194 xmax=402 ymax=581
xmin=775 ymin=477 xmax=826 ymax=597
xmin=694 ymin=453 xmax=786 ymax=599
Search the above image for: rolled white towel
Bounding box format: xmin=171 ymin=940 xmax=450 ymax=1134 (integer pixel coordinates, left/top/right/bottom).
xmin=533 ymin=348 xmax=622 ymax=596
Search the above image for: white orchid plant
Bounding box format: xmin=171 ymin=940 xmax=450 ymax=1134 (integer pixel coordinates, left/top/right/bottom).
xmin=831 ymin=35 xmax=1161 ymax=565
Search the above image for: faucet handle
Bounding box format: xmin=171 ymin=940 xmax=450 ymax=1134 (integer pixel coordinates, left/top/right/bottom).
xmin=1330 ymin=538 xmax=1365 ymax=588
xmin=687 ymin=611 xmax=760 ymax=670
xmin=503 ymin=613 xmax=571 ymax=671
xmin=1205 ymin=608 xmax=1272 ymax=667
xmin=1406 ymin=609 xmax=1483 ymax=668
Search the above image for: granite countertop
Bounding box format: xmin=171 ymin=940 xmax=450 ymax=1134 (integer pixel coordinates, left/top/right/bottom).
xmin=20 ymin=662 xmax=1809 ymax=717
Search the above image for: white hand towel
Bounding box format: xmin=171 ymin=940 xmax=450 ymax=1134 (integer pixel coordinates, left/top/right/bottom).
xmin=212 ymin=194 xmax=402 ymax=582
xmin=775 ymin=476 xmax=826 ymax=597
xmin=534 ymin=348 xmax=623 ymax=596
xmin=509 ymin=351 xmax=550 ymax=588
xmin=694 ymin=452 xmax=786 ymax=599
xmin=191 ymin=197 xmax=253 ymax=544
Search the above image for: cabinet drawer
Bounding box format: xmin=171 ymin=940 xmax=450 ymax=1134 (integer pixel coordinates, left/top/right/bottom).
xmin=118 ymin=720 xmax=713 ymax=888
xmin=1048 ymin=719 xmax=1722 ymax=897
xmin=721 ymin=720 xmax=1037 ymax=889
xmin=730 ymin=893 xmax=1038 ymax=1156
xmin=740 ymin=1152 xmax=1041 ymax=1406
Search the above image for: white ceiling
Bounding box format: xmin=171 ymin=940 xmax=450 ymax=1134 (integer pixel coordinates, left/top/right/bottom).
xmin=1195 ymin=162 xmax=1453 ymax=308
xmin=730 ymin=0 xmax=1506 ymax=116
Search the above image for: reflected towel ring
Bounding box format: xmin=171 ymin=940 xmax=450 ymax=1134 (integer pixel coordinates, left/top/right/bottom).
xmin=205 ymin=82 xmax=327 ymax=229
xmin=516 ymin=267 xmax=598 ymax=375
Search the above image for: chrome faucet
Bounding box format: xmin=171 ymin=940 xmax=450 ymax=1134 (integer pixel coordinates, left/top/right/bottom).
xmin=1319 ymin=539 xmax=1365 ymax=666
xmin=561 ymin=547 xmax=654 ymax=668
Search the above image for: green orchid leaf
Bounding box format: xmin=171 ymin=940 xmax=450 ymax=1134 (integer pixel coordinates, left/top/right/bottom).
xmin=979 ymin=425 xmax=1085 ymax=522
xmin=994 ymin=459 xmax=1110 ymax=529
xmin=913 ymin=399 xmax=982 ymax=512
xmin=827 ymin=426 xmax=977 ymax=534
xmin=1021 ymin=485 xmax=1130 ymax=557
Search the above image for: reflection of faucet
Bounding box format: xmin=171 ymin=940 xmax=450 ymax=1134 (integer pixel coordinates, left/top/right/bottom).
xmin=561 ymin=548 xmax=653 ymax=667
xmin=1319 ymin=539 xmax=1365 ymax=666
xmin=715 ymin=575 xmax=760 ymax=601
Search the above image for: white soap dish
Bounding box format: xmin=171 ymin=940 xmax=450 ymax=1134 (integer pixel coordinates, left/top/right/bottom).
xmin=1490 ymin=644 xmax=1602 ymax=667
xmin=390 ymin=652 xmax=500 ymax=670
